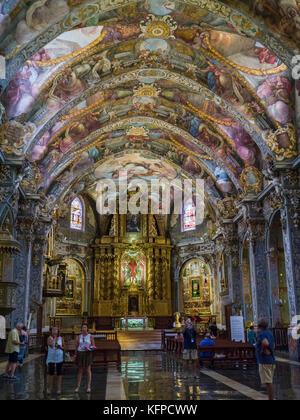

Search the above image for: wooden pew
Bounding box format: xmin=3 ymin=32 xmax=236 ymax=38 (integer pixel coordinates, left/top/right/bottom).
xmin=165 ymin=337 xmax=257 ymax=369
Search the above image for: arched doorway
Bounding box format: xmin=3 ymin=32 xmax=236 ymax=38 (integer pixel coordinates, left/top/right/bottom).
xmin=242 ymin=242 xmax=254 ymax=327
xmin=269 ymin=212 xmax=290 ymax=327
xmin=180 ymin=258 xmax=212 ymax=317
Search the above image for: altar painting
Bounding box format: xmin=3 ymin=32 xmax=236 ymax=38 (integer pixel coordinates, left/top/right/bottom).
xmin=121 ymin=251 xmax=146 ymax=286
xmin=182 ymin=259 xmax=211 ymax=314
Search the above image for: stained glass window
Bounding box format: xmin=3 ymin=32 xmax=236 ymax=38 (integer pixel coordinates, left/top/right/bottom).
xmin=70 ymin=197 xmax=84 ymax=231
xmin=182 ymin=201 xmax=196 ymax=232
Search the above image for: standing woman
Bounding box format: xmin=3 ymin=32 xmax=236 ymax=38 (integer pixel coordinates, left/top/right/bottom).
xmin=75 ymin=324 xmax=95 ymax=393
xmin=46 ymin=327 xmax=64 ymax=395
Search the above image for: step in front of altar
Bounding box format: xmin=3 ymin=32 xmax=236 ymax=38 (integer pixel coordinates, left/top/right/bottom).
xmin=118 ymin=331 xmax=163 ymax=351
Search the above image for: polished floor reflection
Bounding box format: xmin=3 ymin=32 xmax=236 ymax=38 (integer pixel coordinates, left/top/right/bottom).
xmin=1 ymin=352 xmax=300 ymax=400
xmin=121 ymin=353 xmax=250 ymax=400
xmin=0 ymin=357 xmax=107 ymax=400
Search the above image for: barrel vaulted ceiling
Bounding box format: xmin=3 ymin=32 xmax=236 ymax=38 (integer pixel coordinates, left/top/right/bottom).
xmin=0 ymin=0 xmax=299 ymax=214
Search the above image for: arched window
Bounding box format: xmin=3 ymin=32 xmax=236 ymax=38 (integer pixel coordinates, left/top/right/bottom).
xmin=70 ymin=197 xmax=84 ymax=231
xmin=182 ymin=201 xmax=196 ymax=232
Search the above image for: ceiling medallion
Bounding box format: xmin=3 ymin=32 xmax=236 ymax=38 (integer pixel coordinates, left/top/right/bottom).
xmin=140 ymin=14 xmax=177 ymax=39
xmin=133 ymin=83 xmax=161 ymax=98
xmin=126 ymin=126 xmax=149 ymax=137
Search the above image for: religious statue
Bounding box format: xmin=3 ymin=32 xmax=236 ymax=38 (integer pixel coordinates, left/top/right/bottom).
xmin=174 ymin=312 xmax=181 ymax=329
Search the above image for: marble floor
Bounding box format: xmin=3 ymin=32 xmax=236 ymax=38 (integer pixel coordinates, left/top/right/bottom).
xmin=0 ymin=352 xmax=300 ymax=400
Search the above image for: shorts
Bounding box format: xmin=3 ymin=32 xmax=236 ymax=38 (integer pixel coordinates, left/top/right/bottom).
xmin=8 ymin=352 xmax=18 ymax=364
xmin=77 ymin=351 xmax=93 ymax=368
xmin=48 ymin=362 xmax=64 ymax=376
xmin=259 ymin=364 xmax=276 ymax=384
xmin=183 ymin=349 xmax=198 ymax=361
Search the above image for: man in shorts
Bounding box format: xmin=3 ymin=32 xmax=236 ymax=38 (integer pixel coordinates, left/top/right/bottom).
xmin=3 ymin=322 xmax=24 ymax=380
xmin=182 ymin=318 xmax=199 ymax=379
xmin=256 ymin=318 xmax=276 ymax=400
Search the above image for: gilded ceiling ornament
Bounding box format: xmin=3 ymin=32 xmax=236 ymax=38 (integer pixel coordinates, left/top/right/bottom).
xmin=240 ymin=166 xmax=263 ymax=196
xmin=133 ymin=83 xmax=161 ymax=98
xmin=0 ymin=121 xmax=35 ymax=157
xmin=263 ymin=124 xmax=297 ymax=161
xmin=126 ymin=126 xmax=149 ymax=137
xmin=140 ymin=15 xmax=177 ymax=39
xmin=217 ymin=197 xmax=238 ymax=219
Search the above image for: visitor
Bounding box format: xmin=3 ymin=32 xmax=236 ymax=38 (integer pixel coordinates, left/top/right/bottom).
xmin=248 ymin=326 xmax=257 ymax=346
xmin=256 ymin=318 xmax=276 ymax=401
xmin=75 ymin=324 xmax=96 ymax=393
xmin=200 ymin=333 xmax=216 ymax=362
xmin=18 ymin=326 xmax=28 ymax=367
xmin=182 ymin=318 xmax=199 ymax=380
xmin=46 ymin=327 xmax=65 ymax=395
xmin=209 ymin=321 xmax=218 ymax=338
xmin=3 ymin=322 xmax=24 ymax=380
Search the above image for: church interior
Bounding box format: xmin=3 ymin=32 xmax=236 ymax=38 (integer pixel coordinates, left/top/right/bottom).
xmin=0 ymin=0 xmax=300 ymax=402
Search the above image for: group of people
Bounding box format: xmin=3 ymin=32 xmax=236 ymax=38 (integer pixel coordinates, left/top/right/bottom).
xmin=179 ymin=317 xmax=276 ymax=400
xmin=3 ymin=322 xmax=28 ymax=380
xmin=2 ymin=322 xmax=96 ymax=395
xmin=46 ymin=324 xmax=96 ymax=395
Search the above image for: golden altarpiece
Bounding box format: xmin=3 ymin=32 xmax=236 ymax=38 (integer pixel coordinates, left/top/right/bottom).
xmin=92 ymin=213 xmax=173 ymax=327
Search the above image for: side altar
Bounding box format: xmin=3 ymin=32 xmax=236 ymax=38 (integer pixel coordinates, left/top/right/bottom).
xmin=92 ymin=213 xmax=173 ymax=327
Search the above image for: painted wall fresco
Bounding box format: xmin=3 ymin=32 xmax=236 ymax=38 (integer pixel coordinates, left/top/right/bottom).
xmin=226 ymin=0 xmax=300 ymax=44
xmin=4 ymin=26 xmax=104 ymax=118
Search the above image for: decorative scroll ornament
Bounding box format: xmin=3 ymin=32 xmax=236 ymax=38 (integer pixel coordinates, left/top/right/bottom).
xmin=240 ymin=166 xmax=263 ymax=196
xmin=217 ymin=197 xmax=238 ymax=219
xmin=263 ymin=124 xmax=297 ymax=161
xmin=20 ymin=163 xmax=42 ymax=194
xmin=140 ymin=15 xmax=177 ymax=39
xmin=0 ymin=121 xmax=35 ymax=157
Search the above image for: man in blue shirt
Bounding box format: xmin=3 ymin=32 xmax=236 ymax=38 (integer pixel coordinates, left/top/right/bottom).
xmin=199 ymin=333 xmax=215 ymax=368
xmin=256 ymin=318 xmax=276 ymax=400
xmin=200 ymin=333 xmax=216 ymax=358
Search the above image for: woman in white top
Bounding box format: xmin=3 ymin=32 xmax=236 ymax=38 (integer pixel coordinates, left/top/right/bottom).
xmin=46 ymin=327 xmax=64 ymax=395
xmin=75 ymin=324 xmax=95 ymax=393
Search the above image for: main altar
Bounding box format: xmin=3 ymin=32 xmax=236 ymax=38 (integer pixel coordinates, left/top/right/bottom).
xmin=92 ymin=213 xmax=173 ymax=326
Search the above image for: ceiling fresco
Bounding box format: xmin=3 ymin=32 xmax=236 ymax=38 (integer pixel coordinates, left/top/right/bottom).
xmin=0 ymin=0 xmax=298 ymax=215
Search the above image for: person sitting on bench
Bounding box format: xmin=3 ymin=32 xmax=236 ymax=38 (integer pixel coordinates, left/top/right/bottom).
xmin=200 ymin=333 xmax=216 ymax=366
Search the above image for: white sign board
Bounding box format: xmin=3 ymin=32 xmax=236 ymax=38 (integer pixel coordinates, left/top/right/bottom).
xmin=230 ymin=316 xmax=245 ymax=343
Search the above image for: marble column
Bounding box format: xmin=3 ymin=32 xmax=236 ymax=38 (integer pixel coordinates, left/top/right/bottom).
xmin=247 ymin=220 xmax=271 ymax=325
xmin=11 ymin=199 xmax=40 ymax=327
xmin=29 ymin=217 xmax=53 ymax=330
xmin=280 ymin=171 xmax=300 ymax=360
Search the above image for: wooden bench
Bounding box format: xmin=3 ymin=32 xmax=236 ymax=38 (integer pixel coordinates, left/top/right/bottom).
xmin=198 ymin=345 xmax=256 ymax=369
xmin=165 ymin=337 xmax=257 ymax=369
